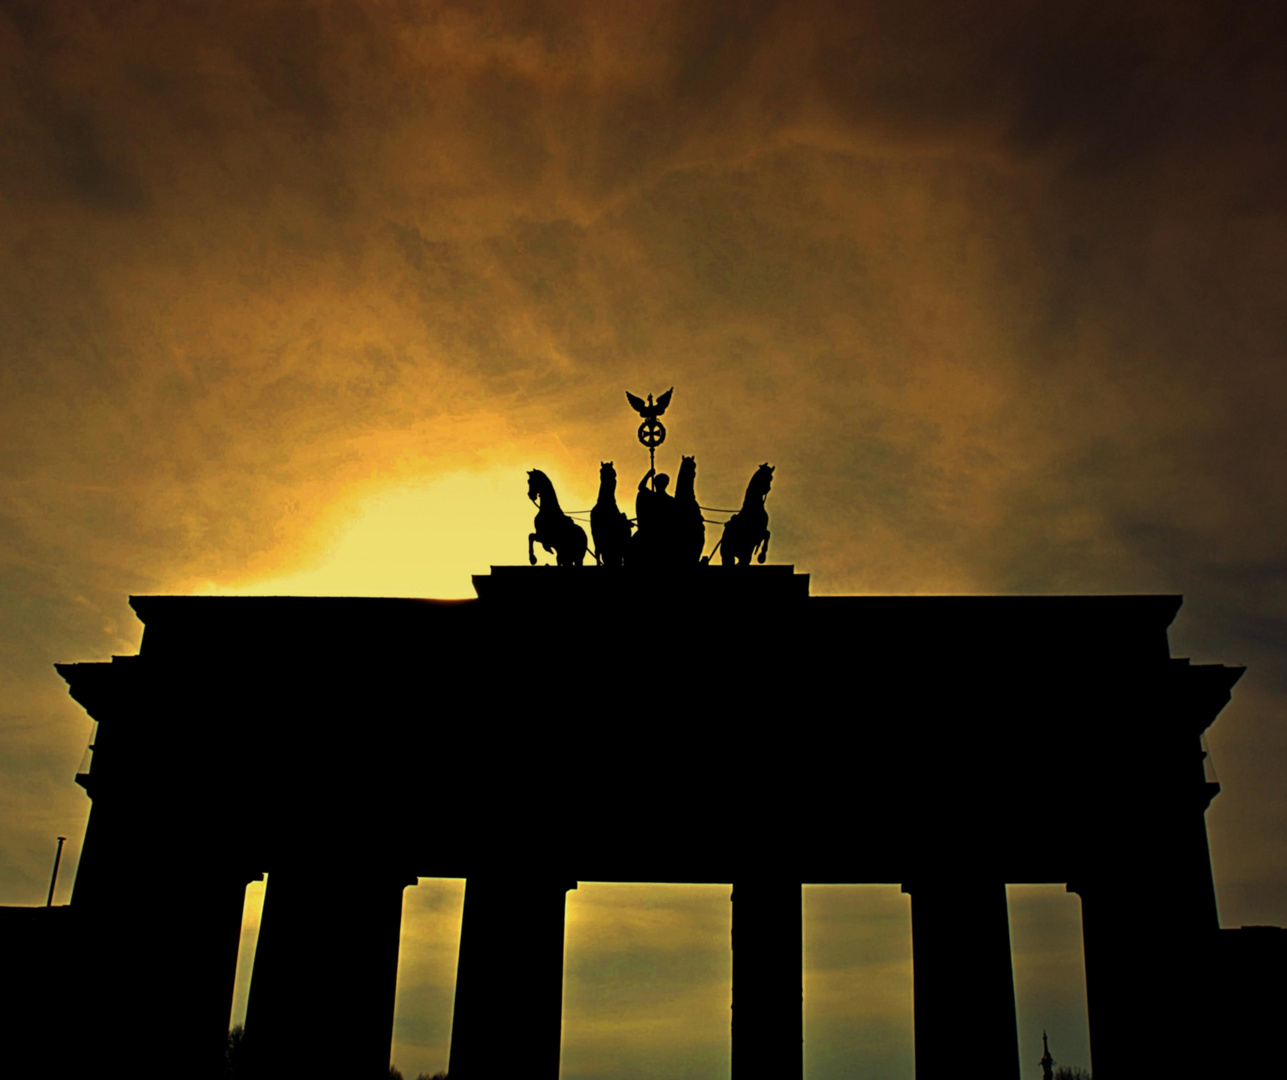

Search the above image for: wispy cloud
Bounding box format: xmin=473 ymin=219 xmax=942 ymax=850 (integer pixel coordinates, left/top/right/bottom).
xmin=2 ymin=2 xmax=1284 ymax=1075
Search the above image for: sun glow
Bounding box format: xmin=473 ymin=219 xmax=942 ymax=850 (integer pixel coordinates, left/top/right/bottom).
xmin=216 ymin=468 xmax=575 ymax=599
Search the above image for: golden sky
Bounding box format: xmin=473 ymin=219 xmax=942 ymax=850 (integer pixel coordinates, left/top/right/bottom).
xmin=2 ymin=2 xmax=1285 ymax=1077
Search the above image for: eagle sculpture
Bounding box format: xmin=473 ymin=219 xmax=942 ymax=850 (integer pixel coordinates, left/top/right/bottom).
xmin=626 ymin=387 xmax=673 ymax=420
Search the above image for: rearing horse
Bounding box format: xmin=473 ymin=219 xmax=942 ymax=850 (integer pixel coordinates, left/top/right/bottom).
xmin=527 ymin=469 xmax=588 ymax=566
xmin=720 ymin=463 xmax=774 ymax=565
xmin=590 ymin=461 xmax=632 ymax=567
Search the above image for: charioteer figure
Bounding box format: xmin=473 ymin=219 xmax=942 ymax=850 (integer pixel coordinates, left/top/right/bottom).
xmin=630 ymin=466 xmax=673 ymax=566
xmin=631 ymin=458 xmax=704 ymax=568
xmin=637 ymin=466 xmax=673 ymax=520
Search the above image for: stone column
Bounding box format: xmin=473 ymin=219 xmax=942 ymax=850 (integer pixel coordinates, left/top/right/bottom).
xmin=245 ymin=867 xmax=415 ymax=1076
xmin=1066 ymin=881 xmax=1132 ymax=1080
xmin=449 ymin=875 xmax=576 ymax=1080
xmin=1069 ymin=766 xmax=1225 ymax=1078
xmin=160 ymin=862 xmax=263 ymax=1078
xmin=903 ymin=880 xmax=1019 ymax=1080
xmin=730 ymin=877 xmax=802 ymax=1080
xmin=65 ymin=808 xmax=256 ymax=1077
xmin=57 ymin=659 xmax=260 ymax=1077
xmin=1069 ymin=875 xmax=1212 ymax=1080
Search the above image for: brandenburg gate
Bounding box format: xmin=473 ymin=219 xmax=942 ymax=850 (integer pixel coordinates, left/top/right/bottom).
xmin=32 ymin=564 xmax=1274 ymax=1078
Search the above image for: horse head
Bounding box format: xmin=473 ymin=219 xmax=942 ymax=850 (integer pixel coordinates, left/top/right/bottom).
xmin=527 ymin=469 xmax=548 ymax=504
xmin=746 ymin=462 xmax=774 ymax=504
xmin=674 ymin=455 xmax=698 ymax=503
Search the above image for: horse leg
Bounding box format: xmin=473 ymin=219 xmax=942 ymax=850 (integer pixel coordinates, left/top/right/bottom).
xmin=720 ymin=519 xmax=735 ymax=566
xmin=529 ymin=532 xmax=538 ymax=565
xmin=758 ymin=530 xmax=770 ymax=564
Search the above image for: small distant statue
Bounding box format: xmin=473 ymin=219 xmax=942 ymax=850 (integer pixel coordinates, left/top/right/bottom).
xmin=590 ymin=461 xmax=632 ymax=567
xmin=719 ymin=462 xmax=774 ymax=565
xmin=527 ymin=469 xmax=588 ymax=566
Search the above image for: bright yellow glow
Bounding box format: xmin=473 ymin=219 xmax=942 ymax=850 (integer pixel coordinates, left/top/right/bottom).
xmin=214 ymin=468 xmax=577 ymax=599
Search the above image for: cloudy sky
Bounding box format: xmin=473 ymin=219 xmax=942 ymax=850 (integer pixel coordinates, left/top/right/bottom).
xmin=2 ymin=0 xmax=1284 ymax=1076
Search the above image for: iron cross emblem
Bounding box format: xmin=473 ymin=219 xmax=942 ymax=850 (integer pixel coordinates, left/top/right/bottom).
xmin=626 ymin=386 xmax=673 ymax=456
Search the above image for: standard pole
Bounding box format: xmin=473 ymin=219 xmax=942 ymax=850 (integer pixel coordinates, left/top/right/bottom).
xmin=46 ymin=836 xmax=66 ymax=906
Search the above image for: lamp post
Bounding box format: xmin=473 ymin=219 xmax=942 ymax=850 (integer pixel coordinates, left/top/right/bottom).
xmin=46 ymin=836 xmax=66 ymax=907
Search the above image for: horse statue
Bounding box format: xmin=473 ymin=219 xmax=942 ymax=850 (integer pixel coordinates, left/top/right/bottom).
xmin=719 ymin=463 xmax=774 ymax=565
xmin=527 ymin=469 xmax=588 ymax=566
xmin=590 ymin=461 xmax=632 ymax=566
xmin=672 ymin=455 xmax=705 ymax=565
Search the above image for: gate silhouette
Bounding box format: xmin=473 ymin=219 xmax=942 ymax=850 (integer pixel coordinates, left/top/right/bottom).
xmin=25 ymin=565 xmax=1281 ymax=1078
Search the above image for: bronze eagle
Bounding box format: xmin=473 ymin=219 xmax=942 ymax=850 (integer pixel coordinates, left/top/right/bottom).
xmin=626 ymin=387 xmax=673 ymax=420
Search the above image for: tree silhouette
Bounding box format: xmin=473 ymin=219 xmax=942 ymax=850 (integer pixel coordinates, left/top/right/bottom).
xmin=228 ymin=1028 xmax=447 ymax=1080
xmin=389 ymin=1066 xmax=446 ymax=1080
xmin=225 ymin=1025 xmax=247 ymax=1079
xmin=1054 ymin=1067 xmax=1092 ymax=1080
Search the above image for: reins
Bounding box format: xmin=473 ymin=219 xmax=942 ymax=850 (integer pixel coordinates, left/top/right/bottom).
xmin=533 ymin=489 xmax=761 ymax=565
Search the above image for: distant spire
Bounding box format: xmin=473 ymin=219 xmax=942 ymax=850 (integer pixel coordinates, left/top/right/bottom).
xmin=1040 ymin=1030 xmax=1055 ymax=1080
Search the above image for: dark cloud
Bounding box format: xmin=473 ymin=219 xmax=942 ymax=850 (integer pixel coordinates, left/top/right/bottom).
xmin=2 ymin=0 xmax=1285 ymax=1073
